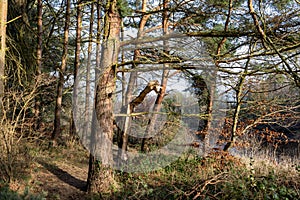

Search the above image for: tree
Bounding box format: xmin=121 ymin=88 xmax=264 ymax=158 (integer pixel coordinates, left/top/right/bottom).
xmin=84 ymin=2 xmax=94 ymax=138
xmin=223 ymin=57 xmax=249 ymax=151
xmin=118 ymin=0 xmax=156 ymax=160
xmin=37 ymin=0 xmax=43 ymax=74
xmin=86 ymin=0 xmax=121 ymax=193
xmin=52 ymin=0 xmax=71 ymax=146
xmin=33 ymin=0 xmax=43 ymax=131
xmin=0 ymin=0 xmax=7 ymax=106
xmin=141 ymin=0 xmax=170 ymax=152
xmin=70 ymin=0 xmax=83 ymax=139
xmin=95 ymin=0 xmax=102 ymax=86
xmin=219 ymin=0 xmax=300 ymax=151
xmin=247 ymin=0 xmax=300 ymax=88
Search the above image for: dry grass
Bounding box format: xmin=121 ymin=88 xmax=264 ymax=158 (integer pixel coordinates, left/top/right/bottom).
xmin=0 ymin=141 xmax=299 ymax=200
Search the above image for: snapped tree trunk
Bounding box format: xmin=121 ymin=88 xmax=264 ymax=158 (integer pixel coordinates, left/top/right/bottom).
xmin=118 ymin=0 xmax=149 ymax=161
xmin=141 ymin=0 xmax=170 ymax=152
xmin=86 ymin=0 xmax=121 ymax=194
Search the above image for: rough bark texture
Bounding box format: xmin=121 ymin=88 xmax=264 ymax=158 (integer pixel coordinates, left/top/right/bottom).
xmin=87 ymin=0 xmax=121 ymax=194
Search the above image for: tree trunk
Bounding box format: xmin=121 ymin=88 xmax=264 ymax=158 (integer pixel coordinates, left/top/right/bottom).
xmin=37 ymin=0 xmax=43 ymax=74
xmin=207 ymin=0 xmax=233 ymax=154
xmin=0 ymin=0 xmax=7 ymax=110
xmin=85 ymin=3 xmax=94 ymax=138
xmin=118 ymin=65 xmax=137 ymax=161
xmin=202 ymin=81 xmax=214 ymax=155
xmin=95 ymin=0 xmax=102 ymax=82
xmin=86 ymin=0 xmax=121 ymax=194
xmin=118 ymin=0 xmax=149 ymax=161
xmin=223 ymin=59 xmax=249 ymax=151
xmin=141 ymin=0 xmax=169 ymax=152
xmin=52 ymin=0 xmax=70 ymax=146
xmin=34 ymin=0 xmax=43 ymax=131
xmin=70 ymin=0 xmax=83 ymax=139
xmin=141 ymin=71 xmax=168 ymax=152
xmin=189 ymin=73 xmax=210 ymax=139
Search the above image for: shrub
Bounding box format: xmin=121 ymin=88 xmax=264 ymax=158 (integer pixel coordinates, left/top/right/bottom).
xmin=0 ymin=186 xmax=45 ymax=200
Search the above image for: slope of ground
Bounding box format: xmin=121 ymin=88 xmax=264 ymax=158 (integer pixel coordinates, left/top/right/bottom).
xmin=2 ymin=144 xmax=299 ymax=200
xmin=29 ymin=146 xmax=89 ymax=200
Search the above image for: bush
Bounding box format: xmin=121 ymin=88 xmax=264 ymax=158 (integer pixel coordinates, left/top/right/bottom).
xmin=222 ymin=171 xmax=299 ymax=200
xmin=109 ymin=151 xmax=300 ymax=200
xmin=0 ymin=186 xmax=45 ymax=200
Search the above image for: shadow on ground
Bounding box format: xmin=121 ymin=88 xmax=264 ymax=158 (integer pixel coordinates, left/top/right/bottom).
xmin=37 ymin=160 xmax=86 ymax=192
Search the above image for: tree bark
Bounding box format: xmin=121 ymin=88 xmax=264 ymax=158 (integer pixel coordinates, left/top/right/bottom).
xmin=87 ymin=0 xmax=121 ymax=194
xmin=95 ymin=0 xmax=102 ymax=83
xmin=37 ymin=0 xmax=43 ymax=74
xmin=205 ymin=0 xmax=233 ymax=154
xmin=223 ymin=58 xmax=249 ymax=151
xmin=85 ymin=3 xmax=94 ymax=138
xmin=141 ymin=0 xmax=169 ymax=152
xmin=52 ymin=0 xmax=70 ymax=146
xmin=34 ymin=0 xmax=43 ymax=131
xmin=118 ymin=0 xmax=149 ymax=161
xmin=188 ymin=73 xmax=210 ymax=138
xmin=70 ymin=0 xmax=83 ymax=139
xmin=0 ymin=0 xmax=7 ymax=109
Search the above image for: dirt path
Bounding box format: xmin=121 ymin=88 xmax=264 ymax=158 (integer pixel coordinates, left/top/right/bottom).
xmin=31 ymin=157 xmax=89 ymax=199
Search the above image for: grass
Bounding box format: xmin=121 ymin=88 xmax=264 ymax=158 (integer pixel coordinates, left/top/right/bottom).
xmin=0 ymin=185 xmax=46 ymax=200
xmin=101 ymin=149 xmax=300 ymax=199
xmin=0 ymin=141 xmax=299 ymax=200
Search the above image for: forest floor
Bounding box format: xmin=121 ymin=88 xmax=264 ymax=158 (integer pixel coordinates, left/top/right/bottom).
xmin=26 ymin=145 xmax=90 ymax=200
xmin=2 ymin=141 xmax=300 ymax=200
